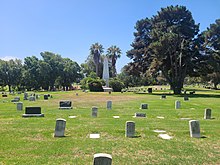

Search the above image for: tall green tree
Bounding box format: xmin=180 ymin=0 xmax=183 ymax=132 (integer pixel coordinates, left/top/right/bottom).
xmin=89 ymin=43 xmax=104 ymax=77
xmin=106 ymin=45 xmax=122 ymax=77
xmin=23 ymin=56 xmax=41 ymax=90
xmin=0 ymin=59 xmax=23 ymax=92
xmin=127 ymin=5 xmax=200 ymax=94
xmin=203 ymin=19 xmax=220 ymax=89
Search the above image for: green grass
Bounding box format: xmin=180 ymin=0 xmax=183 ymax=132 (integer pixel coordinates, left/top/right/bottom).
xmin=0 ymin=89 xmax=220 ymax=164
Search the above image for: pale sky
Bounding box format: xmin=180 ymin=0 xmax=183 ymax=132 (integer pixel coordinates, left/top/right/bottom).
xmin=1 ymin=0 xmax=219 ymax=72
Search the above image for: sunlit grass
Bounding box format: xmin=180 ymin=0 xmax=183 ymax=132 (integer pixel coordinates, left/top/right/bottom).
xmin=0 ymin=89 xmax=220 ymax=164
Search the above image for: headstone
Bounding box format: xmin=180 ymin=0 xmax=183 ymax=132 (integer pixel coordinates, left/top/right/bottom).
xmin=135 ymin=113 xmax=146 ymax=118
xmin=175 ymin=100 xmax=181 ymax=109
xmin=17 ymin=102 xmax=23 ymax=111
xmin=140 ymin=103 xmax=148 ymax=109
xmin=44 ymin=94 xmax=48 ymax=100
xmin=35 ymin=94 xmax=39 ymax=99
xmin=92 ymin=106 xmax=98 ymax=117
xmin=90 ymin=134 xmax=100 ymax=139
xmin=148 ymin=88 xmax=152 ymax=93
xmin=158 ymin=134 xmax=173 ymax=140
xmin=161 ymin=95 xmax=166 ymax=99
xmin=2 ymin=94 xmax=7 ymax=97
xmin=24 ymin=92 xmax=28 ymax=100
xmin=204 ymin=108 xmax=212 ymax=119
xmin=125 ymin=121 xmax=135 ymax=137
xmin=14 ymin=96 xmax=20 ymax=101
xmin=17 ymin=91 xmax=22 ymax=94
xmin=189 ymin=120 xmax=200 ymax=138
xmin=76 ymin=93 xmax=78 ymax=96
xmin=102 ymin=56 xmax=110 ymax=87
xmin=59 ymin=100 xmax=72 ymax=109
xmin=29 ymin=96 xmax=35 ymax=101
xmin=93 ymin=153 xmax=112 ymax=165
xmin=184 ymin=96 xmax=189 ymax=101
xmin=54 ymin=118 xmax=66 ymax=137
xmin=22 ymin=107 xmax=44 ymax=117
xmin=107 ymin=101 xmax=112 ymax=110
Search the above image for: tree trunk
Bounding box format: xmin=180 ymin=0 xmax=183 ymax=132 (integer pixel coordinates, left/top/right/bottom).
xmin=95 ymin=63 xmax=99 ymax=77
xmin=8 ymin=85 xmax=11 ymax=92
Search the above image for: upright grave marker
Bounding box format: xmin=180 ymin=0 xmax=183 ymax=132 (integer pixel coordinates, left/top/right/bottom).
xmin=140 ymin=103 xmax=148 ymax=109
xmin=92 ymin=106 xmax=98 ymax=117
xmin=29 ymin=96 xmax=35 ymax=101
xmin=125 ymin=121 xmax=135 ymax=137
xmin=204 ymin=108 xmax=212 ymax=119
xmin=22 ymin=107 xmax=44 ymax=117
xmin=54 ymin=118 xmax=66 ymax=137
xmin=189 ymin=120 xmax=201 ymax=138
xmin=17 ymin=102 xmax=23 ymax=111
xmin=175 ymin=100 xmax=181 ymax=109
xmin=107 ymin=101 xmax=112 ymax=110
xmin=161 ymin=95 xmax=166 ymax=99
xmin=59 ymin=101 xmax=72 ymax=109
xmin=93 ymin=153 xmax=112 ymax=165
xmin=44 ymin=94 xmax=48 ymax=100
xmin=24 ymin=92 xmax=28 ymax=100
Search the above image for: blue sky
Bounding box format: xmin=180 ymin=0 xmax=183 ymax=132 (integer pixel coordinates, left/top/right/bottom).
xmin=1 ymin=0 xmax=219 ymax=72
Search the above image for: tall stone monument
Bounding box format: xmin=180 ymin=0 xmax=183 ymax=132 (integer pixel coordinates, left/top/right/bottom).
xmin=102 ymin=56 xmax=110 ymax=87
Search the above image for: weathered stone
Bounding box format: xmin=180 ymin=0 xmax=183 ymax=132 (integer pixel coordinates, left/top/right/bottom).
xmin=17 ymin=102 xmax=23 ymax=111
xmin=29 ymin=96 xmax=35 ymax=101
xmin=59 ymin=100 xmax=72 ymax=109
xmin=161 ymin=95 xmax=166 ymax=99
xmin=93 ymin=153 xmax=112 ymax=165
xmin=184 ymin=96 xmax=189 ymax=101
xmin=189 ymin=120 xmax=200 ymax=138
xmin=44 ymin=94 xmax=48 ymax=100
xmin=204 ymin=108 xmax=212 ymax=119
xmin=125 ymin=121 xmax=135 ymax=137
xmin=107 ymin=101 xmax=112 ymax=110
xmin=175 ymin=100 xmax=181 ymax=109
xmin=140 ymin=103 xmax=148 ymax=109
xmin=135 ymin=113 xmax=146 ymax=118
xmin=92 ymin=106 xmax=98 ymax=117
xmin=54 ymin=118 xmax=66 ymax=137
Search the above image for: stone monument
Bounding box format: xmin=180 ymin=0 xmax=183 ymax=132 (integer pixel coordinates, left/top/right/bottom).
xmin=93 ymin=153 xmax=112 ymax=165
xmin=102 ymin=56 xmax=110 ymax=87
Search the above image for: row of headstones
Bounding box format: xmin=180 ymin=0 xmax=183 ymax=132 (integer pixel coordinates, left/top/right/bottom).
xmin=54 ymin=118 xmax=204 ymax=139
xmin=24 ymin=93 xmax=52 ymax=101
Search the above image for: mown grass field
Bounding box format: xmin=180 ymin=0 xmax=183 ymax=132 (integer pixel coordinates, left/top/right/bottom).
xmin=0 ymin=88 xmax=220 ymax=164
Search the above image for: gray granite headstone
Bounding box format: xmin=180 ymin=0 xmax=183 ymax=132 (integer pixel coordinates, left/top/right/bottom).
xmin=17 ymin=102 xmax=23 ymax=111
xmin=54 ymin=118 xmax=66 ymax=137
xmin=29 ymin=96 xmax=35 ymax=101
xmin=140 ymin=103 xmax=148 ymax=109
xmin=24 ymin=92 xmax=28 ymax=100
xmin=204 ymin=108 xmax=212 ymax=119
xmin=93 ymin=153 xmax=112 ymax=165
xmin=135 ymin=113 xmax=146 ymax=118
xmin=107 ymin=101 xmax=112 ymax=110
xmin=59 ymin=100 xmax=72 ymax=109
xmin=175 ymin=100 xmax=181 ymax=109
xmin=92 ymin=106 xmax=98 ymax=117
xmin=148 ymin=88 xmax=152 ymax=93
xmin=125 ymin=121 xmax=135 ymax=137
xmin=2 ymin=94 xmax=7 ymax=97
xmin=189 ymin=120 xmax=200 ymax=138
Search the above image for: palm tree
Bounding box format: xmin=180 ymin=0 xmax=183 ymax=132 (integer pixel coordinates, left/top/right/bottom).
xmin=106 ymin=45 xmax=122 ymax=77
xmin=90 ymin=43 xmax=104 ymax=77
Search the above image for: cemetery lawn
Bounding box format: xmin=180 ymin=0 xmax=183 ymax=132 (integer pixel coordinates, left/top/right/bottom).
xmin=0 ymin=89 xmax=220 ymax=165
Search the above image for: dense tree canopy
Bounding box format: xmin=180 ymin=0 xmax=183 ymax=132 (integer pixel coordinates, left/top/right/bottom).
xmin=127 ymin=5 xmax=200 ymax=94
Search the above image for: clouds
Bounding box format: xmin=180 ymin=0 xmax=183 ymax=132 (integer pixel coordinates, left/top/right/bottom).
xmin=0 ymin=56 xmax=18 ymax=61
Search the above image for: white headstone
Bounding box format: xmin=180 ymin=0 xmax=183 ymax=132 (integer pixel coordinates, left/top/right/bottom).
xmin=54 ymin=118 xmax=66 ymax=137
xmin=189 ymin=120 xmax=201 ymax=138
xmin=107 ymin=100 xmax=112 ymax=110
xmin=204 ymin=108 xmax=212 ymax=119
xmin=89 ymin=134 xmax=100 ymax=138
xmin=175 ymin=100 xmax=181 ymax=109
xmin=17 ymin=102 xmax=23 ymax=111
xmin=125 ymin=121 xmax=135 ymax=137
xmin=102 ymin=57 xmax=110 ymax=87
xmin=92 ymin=106 xmax=98 ymax=117
xmin=93 ymin=153 xmax=112 ymax=165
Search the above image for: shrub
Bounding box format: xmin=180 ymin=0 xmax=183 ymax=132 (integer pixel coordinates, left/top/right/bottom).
xmin=109 ymin=78 xmax=125 ymax=92
xmin=88 ymin=79 xmax=104 ymax=92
